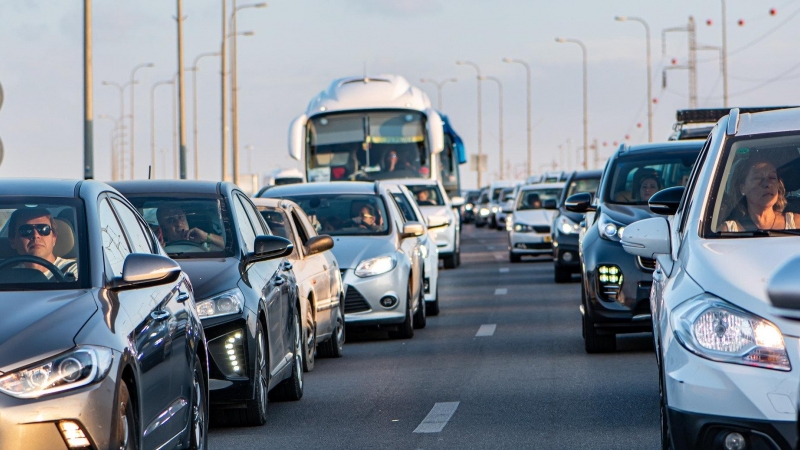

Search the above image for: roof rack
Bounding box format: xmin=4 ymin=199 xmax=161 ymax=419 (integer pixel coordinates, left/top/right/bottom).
xmin=373 ymin=180 xmax=381 ymax=195
xmin=675 ymin=106 xmax=799 ymax=125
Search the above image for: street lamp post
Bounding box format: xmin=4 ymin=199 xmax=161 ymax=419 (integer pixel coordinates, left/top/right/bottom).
xmin=455 ymin=60 xmax=483 ymax=186
xmin=129 ymin=62 xmax=154 ymax=179
xmin=502 ymin=58 xmax=532 ymax=177
xmin=419 ymin=78 xmax=457 ymax=110
xmin=102 ymin=80 xmax=135 ymax=179
xmin=721 ymin=0 xmax=729 ymax=107
xmin=97 ymin=114 xmax=120 ymax=181
xmin=615 ymin=16 xmax=652 ymax=143
xmin=555 ymin=38 xmax=589 ymax=170
xmin=189 ymin=52 xmax=221 ymax=180
xmin=220 ymin=0 xmax=229 ymax=182
xmin=150 ymin=79 xmax=175 ymax=179
xmin=230 ymin=1 xmax=268 ymax=186
xmin=478 ymin=76 xmax=504 ymax=180
xmin=83 ymin=0 xmax=93 ymax=180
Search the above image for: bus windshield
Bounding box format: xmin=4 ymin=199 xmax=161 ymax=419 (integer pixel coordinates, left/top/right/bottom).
xmin=306 ymin=110 xmax=430 ymax=182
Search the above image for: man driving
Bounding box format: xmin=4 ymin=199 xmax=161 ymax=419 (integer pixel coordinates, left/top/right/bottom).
xmin=8 ymin=207 xmax=78 ymax=280
xmin=156 ymin=204 xmax=224 ymax=249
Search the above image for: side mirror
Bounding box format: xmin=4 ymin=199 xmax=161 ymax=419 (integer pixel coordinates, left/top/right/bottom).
xmin=425 ymin=109 xmax=445 ymax=154
xmin=503 ymin=195 xmax=514 ymax=202
xmin=565 ymin=192 xmax=595 ymax=213
xmin=401 ymin=221 xmax=425 ymax=238
xmin=621 ymin=217 xmax=671 ymax=258
xmin=305 ymin=234 xmax=333 ymax=256
xmin=288 ymin=114 xmax=307 ymax=161
xmin=543 ymin=199 xmax=558 ymax=210
xmin=767 ymin=256 xmax=800 ymax=319
xmin=450 ymin=196 xmax=465 ymax=208
xmin=649 ymin=186 xmax=685 ymax=215
xmin=250 ymin=235 xmax=293 ymax=263
xmin=111 ymin=253 xmax=181 ymax=289
xmin=427 ymin=216 xmax=450 ymax=230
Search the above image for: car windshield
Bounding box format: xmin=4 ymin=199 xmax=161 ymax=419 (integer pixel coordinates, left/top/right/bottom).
xmin=707 ymin=132 xmax=800 ymax=237
xmin=123 ymin=196 xmax=234 ymax=258
xmin=516 ymin=189 xmax=562 ymax=210
xmin=0 ymin=198 xmax=86 ymax=290
xmin=605 ymin=151 xmax=699 ymax=205
xmin=491 ymin=188 xmax=505 ymax=201
xmin=405 ymin=185 xmax=445 ymax=206
xmin=466 ymin=191 xmax=480 ymax=203
xmin=567 ymin=177 xmax=600 ymax=198
xmin=278 ymin=194 xmax=390 ymax=236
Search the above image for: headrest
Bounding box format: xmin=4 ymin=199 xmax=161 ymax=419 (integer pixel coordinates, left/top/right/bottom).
xmin=53 ymin=219 xmax=75 ymax=258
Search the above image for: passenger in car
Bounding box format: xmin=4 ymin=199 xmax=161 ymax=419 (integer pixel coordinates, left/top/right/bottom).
xmin=523 ymin=193 xmax=542 ymax=210
xmin=635 ymin=172 xmax=662 ymax=203
xmin=8 ymin=207 xmax=78 ymax=280
xmin=720 ymin=158 xmax=797 ymax=231
xmin=156 ymin=204 xmax=225 ymax=249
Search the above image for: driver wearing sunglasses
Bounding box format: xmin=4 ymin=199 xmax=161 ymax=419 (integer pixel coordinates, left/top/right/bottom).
xmin=8 ymin=207 xmax=78 ymax=280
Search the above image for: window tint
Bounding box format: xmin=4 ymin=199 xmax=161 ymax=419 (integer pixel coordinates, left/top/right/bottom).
xmin=239 ymin=194 xmax=267 ymax=235
xmin=259 ymin=208 xmax=294 ymax=241
xmin=233 ymin=196 xmax=258 ymax=252
xmin=392 ymin=193 xmax=418 ymax=222
xmin=679 ymin=136 xmax=712 ymax=234
xmin=111 ymin=198 xmax=153 ymax=254
xmin=291 ymin=211 xmax=310 ymax=243
xmin=99 ymin=199 xmax=131 ymax=277
xmin=279 ymin=194 xmax=390 ymax=236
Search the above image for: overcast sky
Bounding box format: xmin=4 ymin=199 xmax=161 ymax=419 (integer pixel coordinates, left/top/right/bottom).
xmin=1 ymin=0 xmax=798 ymax=189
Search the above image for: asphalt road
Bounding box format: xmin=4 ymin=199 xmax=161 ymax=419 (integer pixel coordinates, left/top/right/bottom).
xmin=209 ymin=224 xmax=660 ymax=449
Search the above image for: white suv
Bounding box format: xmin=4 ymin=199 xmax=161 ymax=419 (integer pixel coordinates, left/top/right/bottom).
xmin=622 ymin=107 xmax=800 ymax=449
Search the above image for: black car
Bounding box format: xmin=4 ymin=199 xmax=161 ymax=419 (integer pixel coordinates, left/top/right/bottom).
xmin=112 ymin=181 xmax=302 ymax=426
xmin=551 ymin=170 xmax=602 ymax=283
xmin=461 ymin=190 xmax=480 ymax=223
xmin=473 ymin=187 xmax=491 ymax=227
xmin=0 ymin=179 xmax=208 ymax=449
xmin=566 ymin=141 xmax=702 ymax=353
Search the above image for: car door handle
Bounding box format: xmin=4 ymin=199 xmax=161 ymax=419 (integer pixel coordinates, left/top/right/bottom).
xmin=177 ymin=291 xmax=190 ymax=303
xmin=282 ymin=261 xmax=293 ymax=271
xmin=274 ymin=276 xmax=286 ymax=286
xmin=150 ymin=310 xmax=171 ymax=321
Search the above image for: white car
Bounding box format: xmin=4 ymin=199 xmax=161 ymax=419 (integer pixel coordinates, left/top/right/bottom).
xmin=622 ymin=107 xmax=800 ymax=449
xmin=507 ymin=183 xmax=564 ymax=262
xmin=398 ymin=179 xmax=462 ymax=269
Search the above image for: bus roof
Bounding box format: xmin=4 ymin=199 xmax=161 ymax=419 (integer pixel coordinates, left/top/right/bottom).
xmin=305 ymin=74 xmax=433 ymax=118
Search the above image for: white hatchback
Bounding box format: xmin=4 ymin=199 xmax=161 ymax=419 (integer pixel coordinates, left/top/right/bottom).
xmin=397 ymin=179 xmax=462 ymax=269
xmin=622 ymin=107 xmax=800 ymax=449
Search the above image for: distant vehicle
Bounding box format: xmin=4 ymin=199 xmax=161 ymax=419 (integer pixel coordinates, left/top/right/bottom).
xmin=113 ymin=180 xmax=303 ymax=426
xmin=566 ymin=140 xmax=703 ymax=353
xmin=474 ymin=187 xmax=491 ymax=227
xmin=252 ymin=198 xmax=345 ymax=372
xmin=669 ymin=106 xmax=798 ymax=141
xmin=400 ymin=178 xmax=462 ymax=269
xmin=526 ymin=171 xmax=568 ymax=185
xmin=461 ymin=189 xmax=481 ymax=223
xmin=551 ymin=170 xmax=602 ymax=283
xmin=487 ymin=180 xmax=518 ymax=228
xmin=258 ymin=182 xmax=427 ymax=338
xmin=495 ymin=186 xmax=518 ymax=231
xmin=506 ymin=182 xmax=564 ymax=262
xmin=0 ymin=179 xmax=208 ymax=449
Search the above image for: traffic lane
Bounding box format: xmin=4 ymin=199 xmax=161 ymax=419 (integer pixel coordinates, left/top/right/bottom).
xmin=208 ymin=225 xmax=658 ymax=449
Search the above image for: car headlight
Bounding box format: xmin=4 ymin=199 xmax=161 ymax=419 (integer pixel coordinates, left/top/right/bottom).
xmin=671 ymin=294 xmax=790 ymax=371
xmin=491 ymin=205 xmax=499 ymax=213
xmin=0 ymin=346 xmax=114 ymax=399
xmin=479 ymin=207 xmax=490 ymax=216
xmin=557 ymin=216 xmax=580 ymax=235
xmin=513 ymin=223 xmax=534 ymax=233
xmin=598 ymin=214 xmax=625 ymax=241
xmin=197 ymin=288 xmax=244 ymax=319
xmin=355 ymin=255 xmax=397 ymax=277
xmin=465 ymin=203 xmax=474 ymax=211
xmin=506 ymin=214 xmax=513 ymax=231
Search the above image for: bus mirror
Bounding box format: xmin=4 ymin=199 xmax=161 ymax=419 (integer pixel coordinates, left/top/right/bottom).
xmin=426 ymin=109 xmax=445 ymax=154
xmin=288 ymin=114 xmax=307 ymax=161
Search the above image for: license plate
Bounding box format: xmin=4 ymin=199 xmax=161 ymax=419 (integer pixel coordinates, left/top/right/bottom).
xmin=544 ymin=236 xmax=552 ymax=243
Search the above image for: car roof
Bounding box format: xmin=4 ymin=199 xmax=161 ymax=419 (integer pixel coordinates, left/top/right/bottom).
xmin=520 ymin=182 xmax=565 ymax=191
xmin=617 ymin=139 xmax=704 ymax=156
xmin=0 ymin=178 xmax=85 ymax=198
xmin=109 ymin=180 xmax=225 ymax=195
xmin=736 ymin=107 xmax=800 ymax=136
xmin=570 ymin=170 xmax=603 ymax=180
xmin=260 ymin=181 xmax=379 ymax=197
xmin=250 ymin=197 xmax=302 ymax=211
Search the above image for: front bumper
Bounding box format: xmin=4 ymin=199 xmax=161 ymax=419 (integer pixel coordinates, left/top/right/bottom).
xmin=433 ymin=224 xmax=456 ymax=255
xmin=553 ymin=231 xmax=580 ymax=270
xmin=341 ymin=268 xmax=407 ymax=326
xmin=668 ymin=408 xmax=795 ymax=450
xmin=203 ymin=314 xmax=255 ymax=406
xmin=508 ymin=230 xmax=552 ymax=255
xmin=0 ymin=355 xmax=122 ymax=450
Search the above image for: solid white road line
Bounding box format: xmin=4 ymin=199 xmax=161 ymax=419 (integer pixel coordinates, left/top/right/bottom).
xmin=475 ymin=324 xmax=496 ymax=337
xmin=499 ymin=267 xmax=510 ymax=273
xmin=413 ymin=402 xmax=460 ymax=433
xmin=494 ymin=288 xmax=507 ymax=295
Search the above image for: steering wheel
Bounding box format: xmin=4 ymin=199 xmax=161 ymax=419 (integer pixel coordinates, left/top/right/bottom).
xmin=164 ymin=240 xmax=207 ymax=253
xmin=0 ymin=255 xmax=66 ymax=282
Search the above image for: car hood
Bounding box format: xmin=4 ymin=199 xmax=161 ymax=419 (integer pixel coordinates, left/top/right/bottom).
xmin=686 ymin=237 xmax=800 ymax=337
xmin=419 ymin=205 xmax=453 ymax=220
xmin=176 ymin=257 xmax=241 ymax=300
xmin=512 ymin=209 xmax=555 ymax=226
xmin=602 ymin=203 xmax=653 ymax=226
xmin=331 ymin=236 xmax=397 ymax=269
xmin=0 ymin=290 xmax=98 ymax=373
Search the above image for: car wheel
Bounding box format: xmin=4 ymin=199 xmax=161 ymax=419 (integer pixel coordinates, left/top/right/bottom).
xmin=490 ymin=216 xmax=497 ymax=228
xmin=220 ymin=322 xmax=268 ymax=426
xmin=319 ymin=296 xmax=345 ymax=358
xmin=582 ymin=285 xmax=616 ymax=353
xmin=114 ymin=381 xmax=137 ymax=450
xmin=426 ymin=285 xmax=440 ymax=316
xmin=509 ymin=251 xmax=521 ymax=263
xmin=189 ymin=357 xmax=208 ymax=450
xmin=554 ymin=266 xmax=571 ymax=283
xmin=302 ymin=300 xmax=315 ymax=372
xmin=443 ymin=253 xmax=458 ymax=269
xmin=389 ymin=283 xmax=414 ymax=339
xmin=270 ymin=308 xmax=304 ymax=401
xmin=413 ymin=280 xmax=427 ymax=329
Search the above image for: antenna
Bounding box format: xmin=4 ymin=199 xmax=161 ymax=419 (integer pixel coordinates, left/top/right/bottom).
xmin=363 ymin=61 xmax=367 ymax=79
xmin=148 ymin=165 xmax=152 ymax=180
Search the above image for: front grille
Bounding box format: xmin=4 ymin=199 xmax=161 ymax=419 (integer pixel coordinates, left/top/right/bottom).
xmin=533 ymin=225 xmax=551 ymax=234
xmin=518 ymin=242 xmax=552 ymax=250
xmin=638 ymin=256 xmax=656 ymax=272
xmin=344 ymin=286 xmax=371 ymax=314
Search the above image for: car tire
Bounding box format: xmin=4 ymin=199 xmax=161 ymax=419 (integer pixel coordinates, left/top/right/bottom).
xmin=270 ymin=308 xmax=304 ymax=402
xmin=443 ymin=253 xmax=458 ymax=269
xmin=475 ymin=221 xmax=485 ymax=228
xmin=413 ymin=281 xmax=427 ymax=329
xmin=302 ymin=299 xmax=315 ymax=372
xmin=491 ymin=216 xmax=497 ymax=228
xmin=509 ymin=251 xmax=521 ymax=263
xmin=114 ymin=381 xmax=137 ymax=450
xmin=582 ymin=285 xmax=616 ymax=353
xmin=189 ymin=357 xmax=208 ymax=450
xmin=554 ymin=266 xmax=571 ymax=283
xmin=426 ymin=285 xmax=440 ymax=316
xmin=220 ymin=322 xmax=269 ymax=426
xmin=389 ymin=284 xmax=414 ymax=339
xmin=319 ymin=296 xmax=345 ymax=358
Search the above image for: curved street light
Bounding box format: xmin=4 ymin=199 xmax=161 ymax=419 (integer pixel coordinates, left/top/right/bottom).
xmin=419 ymin=77 xmax=457 ymax=110
xmin=555 ymin=38 xmax=588 ymax=170
xmin=455 ymin=60 xmax=483 ymax=186
xmin=129 ymin=62 xmax=154 ymax=179
xmin=615 ymin=16 xmax=652 ymax=142
xmin=502 ymin=57 xmax=532 ymax=176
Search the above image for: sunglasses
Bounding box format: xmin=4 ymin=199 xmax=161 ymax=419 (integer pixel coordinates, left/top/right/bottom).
xmin=18 ymin=224 xmax=52 ymax=238
xmin=362 ymin=214 xmax=375 ymax=219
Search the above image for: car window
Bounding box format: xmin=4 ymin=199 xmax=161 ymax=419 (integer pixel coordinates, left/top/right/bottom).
xmin=233 ymin=196 xmax=258 ymax=252
xmin=405 ymin=185 xmax=445 ymax=206
xmin=110 ymin=198 xmax=154 ymax=254
xmin=604 ymin=151 xmax=700 ymax=205
xmin=278 ymin=194 xmax=390 ymax=236
xmin=258 ymin=208 xmax=294 ymax=241
xmin=705 ymin=131 xmax=800 ymax=236
xmin=679 ymin=136 xmax=713 ymax=235
xmin=99 ymin=198 xmax=132 ymax=278
xmin=516 ymin=189 xmax=562 ymax=210
xmin=239 ymin=194 xmax=268 ymax=236
xmin=392 ymin=193 xmax=419 ymax=222
xmin=566 ymin=177 xmax=600 ymax=198
xmin=291 ymin=211 xmax=310 ymax=244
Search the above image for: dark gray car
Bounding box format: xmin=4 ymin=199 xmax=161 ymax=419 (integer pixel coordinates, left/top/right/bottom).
xmin=0 ymin=179 xmax=208 ymax=449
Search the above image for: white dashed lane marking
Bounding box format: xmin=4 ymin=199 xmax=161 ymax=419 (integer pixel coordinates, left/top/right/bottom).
xmin=499 ymin=267 xmax=510 ymax=273
xmin=494 ymin=288 xmax=507 ymax=295
xmin=475 ymin=324 xmax=496 ymax=337
xmin=413 ymin=402 xmax=460 ymax=433
xmin=493 ymin=254 xmax=505 ymax=261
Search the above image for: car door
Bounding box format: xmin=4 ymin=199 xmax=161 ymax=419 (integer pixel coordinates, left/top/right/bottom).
xmin=99 ymin=196 xmax=187 ymax=448
xmin=288 ymin=207 xmax=333 ymax=335
xmin=389 ymin=194 xmax=422 ymax=307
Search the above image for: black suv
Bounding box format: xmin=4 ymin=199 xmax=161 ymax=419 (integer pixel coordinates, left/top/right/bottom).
xmin=551 ymin=170 xmax=602 ymax=283
xmin=566 ymin=141 xmax=702 ymax=353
